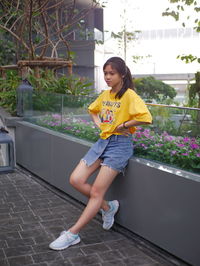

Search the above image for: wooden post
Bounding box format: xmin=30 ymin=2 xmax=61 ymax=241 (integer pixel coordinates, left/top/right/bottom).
xmin=34 ymin=66 xmax=40 ymax=78
xmin=67 ymin=61 xmax=73 ymax=75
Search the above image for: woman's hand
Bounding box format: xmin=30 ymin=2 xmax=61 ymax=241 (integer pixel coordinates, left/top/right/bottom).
xmin=114 ymin=123 xmax=130 ymax=136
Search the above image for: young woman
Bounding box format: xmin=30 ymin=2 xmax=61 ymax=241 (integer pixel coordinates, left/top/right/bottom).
xmin=49 ymin=57 xmax=152 ymax=250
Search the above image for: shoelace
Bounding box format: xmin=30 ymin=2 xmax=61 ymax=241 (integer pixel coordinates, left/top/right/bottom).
xmin=103 ymin=206 xmax=113 ymax=222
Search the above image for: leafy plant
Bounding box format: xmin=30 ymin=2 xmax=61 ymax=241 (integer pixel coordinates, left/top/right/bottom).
xmin=0 ymin=38 xmax=15 ymax=65
xmin=37 ymin=114 xmax=100 ymax=142
xmin=0 ymin=69 xmax=95 ymax=114
xmin=27 ymin=69 xmax=93 ymax=95
xmin=0 ymin=70 xmax=21 ymax=114
xmin=133 ymin=127 xmax=200 ymax=173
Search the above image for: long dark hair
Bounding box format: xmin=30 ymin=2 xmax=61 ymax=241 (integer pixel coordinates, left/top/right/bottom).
xmin=103 ymin=57 xmax=134 ymax=99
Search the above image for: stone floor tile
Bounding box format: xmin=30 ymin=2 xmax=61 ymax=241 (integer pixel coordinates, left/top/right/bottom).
xmin=118 ymin=246 xmax=146 ymax=258
xmin=0 ymin=214 xmax=11 ymax=220
xmin=81 ymin=243 xmax=110 ymax=255
xmin=4 ymin=245 xmax=34 ymax=257
xmin=0 ymin=240 xmax=7 ymax=248
xmin=99 ymin=260 xmax=125 ymax=266
xmin=81 ymin=234 xmax=102 ymax=245
xmin=6 ymin=238 xmax=35 ymax=248
xmin=122 ymin=252 xmax=163 ymax=266
xmin=31 ymin=251 xmax=63 ymax=263
xmin=0 ymin=232 xmax=21 ymax=240
xmin=32 ymin=243 xmax=51 ymax=253
xmin=0 ymin=207 xmax=12 ymax=214
xmin=0 ymin=259 xmax=9 ymax=266
xmin=19 ymin=229 xmax=47 ymax=239
xmin=0 ymin=248 xmax=5 ymax=259
xmin=97 ymin=250 xmax=123 ymax=262
xmin=48 ymin=259 xmax=72 ymax=266
xmin=21 ymin=222 xmax=41 ymax=231
xmin=60 ymin=246 xmax=85 ymax=259
xmin=69 ymin=254 xmax=101 ymax=265
xmin=44 ymin=226 xmax=66 ymax=236
xmin=25 ymin=262 xmax=49 ymax=266
xmin=33 ymin=235 xmax=53 ymax=245
xmin=0 ymin=169 xmax=190 ymax=266
xmin=0 ymin=224 xmax=21 ymax=233
xmin=8 ymin=255 xmax=33 ymax=266
xmin=0 ymin=217 xmax=23 ymax=226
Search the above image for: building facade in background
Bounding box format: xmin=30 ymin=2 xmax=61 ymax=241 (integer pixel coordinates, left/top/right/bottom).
xmin=61 ymin=0 xmax=105 ymax=91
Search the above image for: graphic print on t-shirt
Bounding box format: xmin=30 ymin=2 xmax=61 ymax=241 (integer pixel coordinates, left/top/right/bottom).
xmin=100 ymin=108 xmax=114 ymax=123
xmin=99 ymin=100 xmax=121 ymax=124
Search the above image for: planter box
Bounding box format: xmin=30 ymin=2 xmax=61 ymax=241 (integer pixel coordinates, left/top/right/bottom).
xmin=15 ymin=121 xmax=200 ymax=266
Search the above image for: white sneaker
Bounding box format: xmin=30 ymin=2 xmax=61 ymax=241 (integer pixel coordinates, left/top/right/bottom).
xmin=49 ymin=230 xmax=80 ymax=250
xmin=101 ymin=200 xmax=119 ymax=230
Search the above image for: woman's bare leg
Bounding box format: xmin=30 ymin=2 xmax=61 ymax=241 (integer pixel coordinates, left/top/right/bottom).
xmin=70 ymin=160 xmax=110 ymax=211
xmin=69 ymin=166 xmax=118 ymax=234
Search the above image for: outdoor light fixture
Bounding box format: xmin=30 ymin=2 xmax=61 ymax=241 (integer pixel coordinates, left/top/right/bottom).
xmin=0 ymin=127 xmax=15 ymax=173
xmin=17 ymin=79 xmax=33 ymax=117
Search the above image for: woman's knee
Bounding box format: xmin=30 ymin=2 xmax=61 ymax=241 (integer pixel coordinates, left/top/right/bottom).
xmin=90 ymin=185 xmax=103 ymax=199
xmin=69 ymin=173 xmax=82 ymax=188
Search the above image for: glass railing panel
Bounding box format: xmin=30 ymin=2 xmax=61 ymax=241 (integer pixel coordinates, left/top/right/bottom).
xmin=23 ymin=91 xmax=63 ymax=126
xmin=22 ymin=92 xmax=200 ymax=174
xmin=134 ymin=104 xmax=200 ymax=174
xmin=59 ymin=94 xmax=99 ymax=141
xmin=147 ymin=104 xmax=200 ymax=137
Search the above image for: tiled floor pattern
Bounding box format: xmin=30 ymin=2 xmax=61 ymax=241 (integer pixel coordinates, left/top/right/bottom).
xmin=0 ymin=168 xmax=189 ymax=266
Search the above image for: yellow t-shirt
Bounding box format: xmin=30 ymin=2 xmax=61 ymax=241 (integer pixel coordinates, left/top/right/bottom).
xmin=88 ymin=88 xmax=152 ymax=139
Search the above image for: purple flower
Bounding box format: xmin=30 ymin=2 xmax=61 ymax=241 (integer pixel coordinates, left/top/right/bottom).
xmin=176 ymin=143 xmax=185 ymax=148
xmin=190 ymin=143 xmax=199 ymax=149
xmin=171 ymin=150 xmax=177 ymax=155
xmin=182 ymin=153 xmax=189 ymax=156
xmin=140 ymin=143 xmax=148 ymax=149
xmin=183 ymin=137 xmax=190 ymax=143
xmin=155 ymin=143 xmax=164 ymax=147
xmin=136 ymin=132 xmax=142 ymax=138
xmin=164 ymin=136 xmax=174 ymax=141
xmin=196 ymin=153 xmax=200 ymax=157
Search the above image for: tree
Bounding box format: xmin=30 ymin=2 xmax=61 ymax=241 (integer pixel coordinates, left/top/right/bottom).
xmin=111 ymin=7 xmax=140 ymax=62
xmin=0 ymin=0 xmax=103 ymax=75
xmin=162 ymin=0 xmax=200 ymax=108
xmin=109 ymin=0 xmax=140 ymax=63
xmin=134 ymin=76 xmax=177 ymax=103
xmin=162 ymin=0 xmax=200 ymax=64
xmin=188 ymin=72 xmax=200 ymax=108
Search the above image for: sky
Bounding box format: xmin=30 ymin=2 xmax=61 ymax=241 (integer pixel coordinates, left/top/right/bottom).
xmin=104 ymin=0 xmax=179 ymax=32
xmin=103 ymin=0 xmax=200 ymax=75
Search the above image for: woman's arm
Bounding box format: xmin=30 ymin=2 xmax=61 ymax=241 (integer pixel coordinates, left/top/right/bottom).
xmin=90 ymin=113 xmax=101 ymax=128
xmin=115 ymin=120 xmax=150 ymax=134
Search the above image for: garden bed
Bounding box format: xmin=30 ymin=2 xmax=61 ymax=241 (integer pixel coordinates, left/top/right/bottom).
xmin=35 ymin=113 xmax=200 ymax=174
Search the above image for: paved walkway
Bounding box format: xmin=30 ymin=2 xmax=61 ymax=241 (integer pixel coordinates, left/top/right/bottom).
xmin=0 ymin=167 xmax=189 ymax=266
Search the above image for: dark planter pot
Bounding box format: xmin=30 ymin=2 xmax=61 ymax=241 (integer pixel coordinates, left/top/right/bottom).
xmin=16 ymin=121 xmax=200 ymax=266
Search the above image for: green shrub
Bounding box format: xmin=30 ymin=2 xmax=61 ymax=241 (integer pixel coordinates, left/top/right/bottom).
xmin=0 ymin=70 xmax=21 ymax=114
xmin=0 ymin=69 xmax=95 ymax=114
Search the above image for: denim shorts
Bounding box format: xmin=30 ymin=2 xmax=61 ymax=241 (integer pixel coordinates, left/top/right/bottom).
xmin=82 ymin=134 xmax=134 ymax=174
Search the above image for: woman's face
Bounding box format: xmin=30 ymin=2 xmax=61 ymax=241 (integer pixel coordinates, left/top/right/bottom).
xmin=103 ymin=64 xmax=123 ymax=89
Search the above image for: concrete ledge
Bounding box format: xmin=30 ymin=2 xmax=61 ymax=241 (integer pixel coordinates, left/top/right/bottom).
xmin=5 ymin=117 xmax=23 ymax=127
xmin=15 ymin=121 xmax=200 ymax=266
